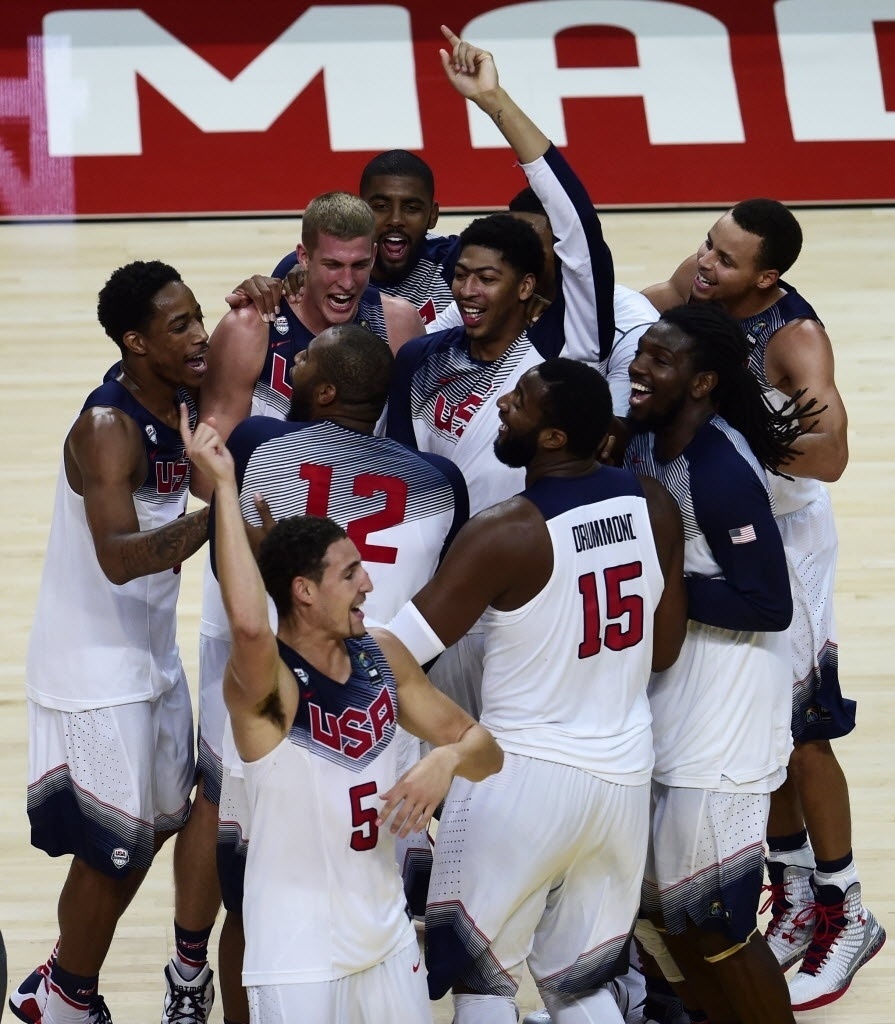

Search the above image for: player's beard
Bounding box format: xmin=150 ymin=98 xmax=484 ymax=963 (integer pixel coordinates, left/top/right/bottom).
xmin=288 ymin=384 xmax=314 ymax=423
xmin=494 ymin=425 xmax=540 ymax=468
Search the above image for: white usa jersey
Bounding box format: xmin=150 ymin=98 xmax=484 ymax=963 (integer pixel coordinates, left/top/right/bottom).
xmin=27 ymin=379 xmax=195 ymax=710
xmin=479 ymin=468 xmax=663 ymax=784
xmin=242 ymin=633 xmax=414 ymax=984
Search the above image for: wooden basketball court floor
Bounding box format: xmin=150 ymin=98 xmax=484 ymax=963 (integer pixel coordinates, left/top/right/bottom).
xmin=0 ymin=207 xmax=891 ymax=1021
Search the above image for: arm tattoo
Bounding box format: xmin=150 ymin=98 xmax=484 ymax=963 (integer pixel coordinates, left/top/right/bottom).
xmin=119 ymin=505 xmax=210 ymax=579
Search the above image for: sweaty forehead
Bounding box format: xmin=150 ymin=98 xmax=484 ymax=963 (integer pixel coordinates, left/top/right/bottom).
xmin=644 ymin=320 xmax=693 ymax=354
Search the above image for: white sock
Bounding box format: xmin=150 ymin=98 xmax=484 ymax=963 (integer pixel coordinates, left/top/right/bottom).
xmin=766 ymin=841 xmax=815 ymax=870
xmin=814 ymin=859 xmax=860 ymax=895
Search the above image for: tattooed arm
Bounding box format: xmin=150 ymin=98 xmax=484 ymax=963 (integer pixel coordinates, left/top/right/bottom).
xmin=66 ymin=405 xmax=209 ymax=585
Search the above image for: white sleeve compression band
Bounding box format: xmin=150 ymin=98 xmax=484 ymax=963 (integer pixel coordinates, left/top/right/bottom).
xmin=386 ymin=600 xmax=447 ymax=666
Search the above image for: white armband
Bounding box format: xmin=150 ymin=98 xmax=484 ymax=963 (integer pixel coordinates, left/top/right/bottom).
xmin=386 ymin=601 xmax=446 ymax=666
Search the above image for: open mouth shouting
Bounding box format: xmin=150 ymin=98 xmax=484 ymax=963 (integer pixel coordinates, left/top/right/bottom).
xmin=380 ymin=232 xmax=411 ymax=264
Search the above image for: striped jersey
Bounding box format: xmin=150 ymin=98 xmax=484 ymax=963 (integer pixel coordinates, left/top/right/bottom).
xmin=218 ymin=417 xmax=469 ymax=626
xmin=252 ymin=286 xmax=388 ymax=419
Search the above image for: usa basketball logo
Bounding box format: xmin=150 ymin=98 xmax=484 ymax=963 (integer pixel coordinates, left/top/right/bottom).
xmin=145 ymin=424 xmax=157 ymax=444
xmin=111 ymin=847 xmax=130 ymax=869
xmin=294 ymin=667 xmax=309 ymax=685
xmin=274 ymin=315 xmax=289 ymax=336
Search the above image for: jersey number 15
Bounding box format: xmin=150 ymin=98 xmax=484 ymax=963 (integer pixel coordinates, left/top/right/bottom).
xmin=577 ymin=561 xmax=644 ymax=659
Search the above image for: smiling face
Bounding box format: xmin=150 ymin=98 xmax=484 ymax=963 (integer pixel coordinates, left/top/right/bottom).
xmin=362 ymin=173 xmax=438 ymax=284
xmin=494 ymin=368 xmax=549 ymax=468
xmin=303 ymin=536 xmax=373 ymax=639
xmin=626 ymin=320 xmax=701 ymax=433
xmin=452 ymin=244 xmax=534 ymax=350
xmin=297 ymin=232 xmax=375 ymax=332
xmin=129 ymin=281 xmax=209 ymax=389
xmin=689 ymin=212 xmax=778 ymax=316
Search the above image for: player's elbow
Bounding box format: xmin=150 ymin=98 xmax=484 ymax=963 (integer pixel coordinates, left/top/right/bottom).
xmin=462 ymin=727 xmax=504 ymax=782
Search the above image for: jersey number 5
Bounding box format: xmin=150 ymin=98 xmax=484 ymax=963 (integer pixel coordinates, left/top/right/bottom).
xmin=349 ymin=781 xmax=379 ymax=852
xmin=577 ymin=561 xmax=644 ymax=659
xmin=300 ymin=464 xmax=408 ymax=564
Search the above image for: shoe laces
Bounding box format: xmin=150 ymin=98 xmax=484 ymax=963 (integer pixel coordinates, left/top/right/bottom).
xmin=165 ymin=983 xmax=209 ymax=1023
xmin=89 ymin=995 xmax=113 ymax=1024
xmin=798 ymin=899 xmax=848 ymax=974
xmin=759 ymin=881 xmax=788 ymax=923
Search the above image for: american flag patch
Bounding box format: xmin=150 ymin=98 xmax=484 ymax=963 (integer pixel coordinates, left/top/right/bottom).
xmin=729 ymin=524 xmax=757 ymax=544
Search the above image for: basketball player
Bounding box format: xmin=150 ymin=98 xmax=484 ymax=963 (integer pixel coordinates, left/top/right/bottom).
xmin=204 ymin=324 xmax=469 ymax=1022
xmin=643 ymin=201 xmax=885 ymax=1009
xmin=383 ymin=358 xmax=686 ymax=1023
xmin=230 ymin=149 xmax=458 ymax=329
xmin=178 ymin=191 xmax=425 ymax=1022
xmin=179 ymin=410 xmax=502 ymax=1024
xmin=233 ymin=26 xmax=656 ymax=428
xmin=10 ymin=262 xmax=211 ymax=1024
xmin=624 ymin=302 xmax=807 ymax=1024
xmin=430 ymin=26 xmax=661 ymax=416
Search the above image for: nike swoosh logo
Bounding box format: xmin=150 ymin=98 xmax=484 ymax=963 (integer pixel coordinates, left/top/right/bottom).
xmin=412 ymin=959 xmax=421 ymax=973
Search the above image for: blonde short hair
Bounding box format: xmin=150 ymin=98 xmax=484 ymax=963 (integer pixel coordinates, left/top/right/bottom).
xmin=301 ymin=191 xmax=375 ymax=252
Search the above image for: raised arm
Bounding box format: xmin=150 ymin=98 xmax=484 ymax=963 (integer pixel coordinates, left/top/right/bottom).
xmin=179 ymin=407 xmax=293 ymax=761
xmin=440 ymin=24 xmax=615 ymax=362
xmin=370 ymin=627 xmax=503 ymax=837
xmin=440 ymin=24 xmax=547 ymax=162
xmin=67 ymin=407 xmax=208 ymax=585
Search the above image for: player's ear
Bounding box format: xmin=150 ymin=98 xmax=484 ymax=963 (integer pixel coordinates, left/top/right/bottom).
xmin=540 ymin=425 xmax=567 ymax=451
xmin=518 ymin=272 xmax=537 ymax=303
xmin=291 ymin=575 xmax=314 ymax=607
xmin=297 ymin=244 xmax=311 ymax=269
xmin=121 ymin=329 xmax=147 ymax=356
xmin=756 ymin=268 xmax=779 ymax=291
xmin=691 ymin=370 xmax=717 ymax=400
xmin=428 ymin=200 xmax=440 ymax=231
xmin=315 ymin=381 xmax=337 ymax=408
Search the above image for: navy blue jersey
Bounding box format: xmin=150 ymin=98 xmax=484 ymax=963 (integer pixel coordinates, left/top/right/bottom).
xmin=84 ymin=377 xmax=195 ymax=504
xmin=253 ymin=286 xmax=387 ymax=420
xmin=626 ymin=416 xmax=792 ymax=633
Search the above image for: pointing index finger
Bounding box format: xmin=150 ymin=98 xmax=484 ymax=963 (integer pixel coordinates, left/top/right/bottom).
xmin=178 ymin=402 xmax=193 ymax=449
xmin=440 ymin=24 xmax=461 ymax=47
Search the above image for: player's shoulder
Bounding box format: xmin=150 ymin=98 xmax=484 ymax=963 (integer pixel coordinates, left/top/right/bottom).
xmin=614 ymin=285 xmax=660 ymax=331
xmin=395 ymin=325 xmax=465 ymax=363
xmin=422 ymin=233 xmax=461 ymax=265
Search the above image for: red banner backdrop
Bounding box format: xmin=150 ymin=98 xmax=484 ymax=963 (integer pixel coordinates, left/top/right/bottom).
xmin=2 ymin=0 xmax=894 ymax=217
